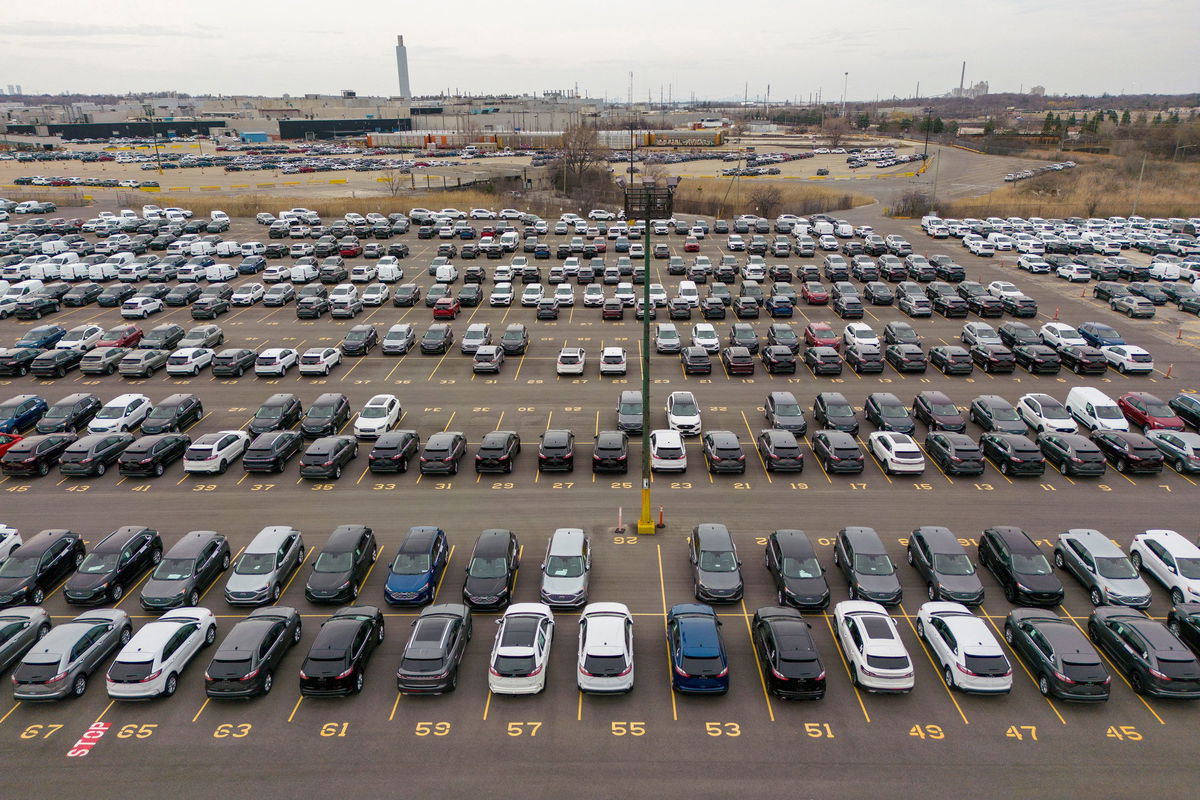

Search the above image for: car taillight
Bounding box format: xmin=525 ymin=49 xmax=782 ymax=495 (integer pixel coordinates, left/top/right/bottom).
xmin=714 ymin=666 xmax=729 ymax=678
xmin=1053 ymin=670 xmax=1076 ymax=685
xmin=770 ymin=667 xmax=787 ymax=680
xmin=43 ymin=670 xmax=69 ymax=685
xmin=673 ymin=664 xmax=688 ymax=677
xmin=335 ymin=667 xmax=355 ymax=680
xmin=488 ymin=665 xmax=501 ymax=677
xmin=955 ymin=662 xmax=979 ymax=677
xmin=1149 ymin=667 xmax=1171 ymax=681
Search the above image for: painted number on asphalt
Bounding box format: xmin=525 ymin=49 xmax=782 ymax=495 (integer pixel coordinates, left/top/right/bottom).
xmin=20 ymin=724 xmax=63 ymax=739
xmin=803 ymin=723 xmax=834 ymax=738
xmin=1005 ymin=725 xmax=1037 ymax=741
xmin=414 ymin=722 xmax=450 ymax=736
xmin=704 ymin=722 xmax=740 ymax=737
xmin=610 ymin=722 xmax=645 ymax=736
xmin=320 ymin=722 xmax=349 ymax=737
xmin=116 ymin=724 xmax=157 ymax=739
xmin=213 ymin=724 xmax=252 ymax=739
xmin=908 ymin=724 xmax=944 ymax=740
xmin=1106 ymin=725 xmax=1143 ymax=742
xmin=506 ymin=722 xmax=542 ymax=737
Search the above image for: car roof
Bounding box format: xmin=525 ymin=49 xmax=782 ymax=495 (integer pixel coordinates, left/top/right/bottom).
xmin=473 ymin=529 xmax=514 ymax=556
xmin=164 ymin=530 xmax=222 ymax=558
xmin=323 ymin=524 xmax=369 ymax=551
xmin=840 ymin=526 xmax=885 ymax=551
xmin=695 ymin=523 xmax=733 ymax=549
xmin=246 ymin=526 xmax=297 ymax=553
xmin=913 ymin=526 xmax=964 ymax=553
xmin=1060 ymin=529 xmax=1124 ymax=557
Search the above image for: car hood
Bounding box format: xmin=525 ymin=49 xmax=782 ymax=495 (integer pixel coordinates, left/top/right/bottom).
xmin=307 ymin=570 xmax=353 ymax=593
xmin=541 ymin=575 xmax=586 ymax=596
xmin=937 ymin=574 xmax=985 ymax=597
xmin=992 ymin=419 xmax=1028 ymax=435
xmin=356 ymin=418 xmax=390 ymax=431
xmin=464 ymin=576 xmax=507 ymax=598
xmin=783 ymin=576 xmax=828 ymax=601
xmin=140 ymin=577 xmax=190 ymax=599
xmin=386 ymin=571 xmax=433 ymax=593
xmin=855 ymin=574 xmax=902 ymax=595
xmin=1013 ymin=572 xmax=1062 ymax=594
xmin=0 ymin=577 xmax=34 ymax=596
xmin=248 ymin=419 xmax=281 ymax=435
xmin=1102 ymin=576 xmax=1152 ymax=598
xmin=65 ymin=572 xmax=112 ymax=592
xmin=224 ymin=572 xmax=272 ymax=594
xmin=698 ymin=570 xmax=742 ymax=591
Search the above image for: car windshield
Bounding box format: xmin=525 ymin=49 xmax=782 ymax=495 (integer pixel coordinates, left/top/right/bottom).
xmin=153 ymin=558 xmax=194 ymax=581
xmin=1094 ymin=406 xmax=1123 ymax=420
xmin=699 ymin=550 xmax=738 ymax=572
xmin=853 ymin=553 xmax=894 ymax=575
xmin=43 ymin=406 xmax=71 ymax=419
xmin=775 ymin=403 xmax=802 ymax=416
xmin=672 ymin=400 xmax=698 ymax=416
xmin=0 ymin=555 xmax=38 ymax=578
xmin=206 ymin=657 xmax=251 ymax=679
xmin=932 ymin=553 xmax=975 ymax=576
xmin=1174 ymin=558 xmax=1200 ymax=580
xmin=827 ymin=402 xmax=854 ymax=417
xmin=235 ymin=553 xmax=275 ymax=575
xmin=492 ymin=655 xmax=534 ymax=677
xmin=618 ymin=402 xmax=642 ymax=415
xmin=1095 ymin=556 xmax=1137 ymax=580
xmin=390 ymin=553 xmax=430 ymax=575
xmin=468 ymin=557 xmax=508 ymax=579
xmin=1011 ymin=552 xmax=1052 ymax=575
xmin=345 ymin=331 xmax=367 ymax=341
xmin=931 ymin=403 xmax=958 ymax=416
xmin=1144 ymin=401 xmax=1173 ymax=417
xmin=880 ymin=405 xmax=909 ymax=418
xmin=1041 ymin=404 xmax=1069 ymax=420
xmin=95 ymin=406 xmax=125 ymax=419
xmin=307 ymin=406 xmax=334 ymax=419
xmin=78 ymin=553 xmax=119 ymax=574
xmin=314 ymin=552 xmax=353 ymax=573
xmin=545 ymin=555 xmax=584 ymax=578
xmin=361 ymin=406 xmax=389 ymax=419
xmin=781 ymin=556 xmax=821 ymax=579
xmin=255 ymin=407 xmax=282 ymax=419
xmin=146 ymin=406 xmax=175 ymax=419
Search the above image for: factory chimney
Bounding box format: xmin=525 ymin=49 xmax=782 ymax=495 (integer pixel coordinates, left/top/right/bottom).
xmin=395 ymin=36 xmax=411 ymax=99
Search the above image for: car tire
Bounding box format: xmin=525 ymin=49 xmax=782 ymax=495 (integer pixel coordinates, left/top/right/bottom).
xmin=95 ymin=463 xmax=106 ymax=477
xmin=1130 ymin=672 xmax=1145 ymax=695
xmin=1172 ymin=588 xmax=1185 ymax=605
xmin=849 ymin=663 xmax=859 ymax=687
xmin=1053 ymin=550 xmax=1065 ymax=569
xmin=1089 ymin=588 xmax=1104 ymax=606
xmin=153 ymin=463 xmax=164 ymax=477
xmin=1000 ymin=462 xmax=1010 ymax=475
xmin=271 ymin=584 xmax=281 ymax=603
xmin=1175 ymin=458 xmax=1188 ymax=473
xmin=944 ymin=666 xmax=956 ymax=689
xmin=927 ymin=584 xmax=937 ymax=601
xmin=217 ymin=459 xmax=227 ymax=475
xmin=188 ymin=589 xmax=200 ymax=606
xmin=1037 ymin=674 xmax=1051 ymax=697
xmin=110 ymin=583 xmax=124 ymax=602
xmin=72 ymin=674 xmax=87 ymax=698
xmin=37 ymin=462 xmax=49 ymax=477
xmin=1004 ymin=624 xmax=1015 ymax=644
xmin=1059 ymin=461 xmax=1070 ymax=476
xmin=905 ymin=548 xmax=915 ymax=566
xmin=1003 ymin=582 xmax=1017 ymax=603
xmin=832 ymin=547 xmax=840 ymax=566
xmin=1130 ymin=552 xmax=1143 ymax=572
xmin=163 ymin=673 xmax=178 ymax=697
xmin=119 ymin=625 xmax=132 ymax=645
xmin=152 ymin=548 xmax=162 ymax=565
xmin=31 ymin=586 xmax=45 ymax=604
xmin=847 ymin=583 xmax=857 ymax=600
xmin=1169 ymin=619 xmax=1183 ymax=637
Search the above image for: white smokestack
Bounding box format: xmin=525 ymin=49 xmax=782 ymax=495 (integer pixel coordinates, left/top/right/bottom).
xmin=395 ymin=36 xmax=411 ymax=100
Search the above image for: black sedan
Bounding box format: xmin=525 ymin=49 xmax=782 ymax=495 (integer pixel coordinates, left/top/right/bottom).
xmin=396 ymin=604 xmax=473 ymax=695
xmin=116 ymin=433 xmax=190 ymax=478
xmin=63 ymin=526 xmax=162 ymax=605
xmin=305 ymin=525 xmax=377 ymax=603
xmin=299 ymin=606 xmax=385 ymax=696
xmin=0 ymin=348 xmax=43 ymax=378
xmin=1087 ymin=607 xmax=1200 ymax=699
xmin=205 ymin=606 xmax=302 ymax=698
xmin=752 ymin=607 xmax=826 ymax=700
xmin=763 ymin=530 xmax=828 ymax=609
xmin=298 ymin=435 xmax=358 ymax=481
xmin=0 ymin=433 xmax=77 ymax=477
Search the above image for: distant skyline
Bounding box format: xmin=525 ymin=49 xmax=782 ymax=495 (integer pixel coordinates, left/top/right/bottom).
xmin=2 ymin=0 xmax=1198 ymax=101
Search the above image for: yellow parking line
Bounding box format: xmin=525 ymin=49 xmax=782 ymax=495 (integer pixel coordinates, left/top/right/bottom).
xmin=656 ymin=545 xmax=677 ymax=722
xmin=277 ymin=548 xmax=311 ymax=601
xmin=740 ymin=599 xmax=775 ymax=722
xmin=822 ymin=613 xmax=870 ymax=723
xmin=740 ymin=410 xmax=772 ymax=484
xmin=388 ymin=691 xmax=402 ymax=722
xmin=93 ymin=700 xmax=115 ymax=724
xmin=201 ymin=546 xmax=243 ymax=603
xmin=357 ymin=546 xmax=385 ymax=594
xmin=286 ymin=696 xmax=303 ymax=723
xmin=899 ymin=603 xmax=968 ymax=725
xmin=114 ymin=568 xmax=154 ymax=609
xmin=0 ymin=702 xmax=20 ymax=726
xmin=432 ymin=546 xmax=455 ymax=603
xmin=191 ymin=698 xmax=210 ymax=723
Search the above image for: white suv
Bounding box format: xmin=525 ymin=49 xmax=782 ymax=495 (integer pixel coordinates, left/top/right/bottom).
xmin=556 ymin=347 xmax=586 ymax=376
xmin=183 ymin=430 xmax=250 ymax=474
xmin=353 ymin=394 xmax=401 ymax=439
xmin=88 ymin=394 xmax=152 ymax=433
xmin=599 ymin=347 xmax=627 ymax=376
xmin=834 ymin=601 xmax=915 ymax=693
xmin=106 ymin=607 xmax=216 ymax=699
xmin=1131 ymin=530 xmax=1200 ymax=604
xmin=577 ymin=603 xmax=634 ymax=693
xmin=916 ymin=602 xmax=1012 ymax=694
xmin=488 ymin=603 xmax=555 ymax=695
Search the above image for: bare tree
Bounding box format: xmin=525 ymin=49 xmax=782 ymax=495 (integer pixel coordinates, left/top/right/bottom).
xmin=558 ymin=125 xmax=611 ymax=194
xmin=381 ymin=165 xmax=407 ymax=196
xmin=748 ymin=185 xmax=784 ymax=219
xmin=821 ymin=117 xmax=851 ymax=149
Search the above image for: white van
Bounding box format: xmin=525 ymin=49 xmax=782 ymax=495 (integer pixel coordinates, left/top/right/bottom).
xmin=677 ymin=280 xmax=699 ymax=308
xmin=499 ymin=231 xmax=519 ymax=252
xmin=40 ymin=240 xmax=68 ymax=256
xmin=88 ymin=262 xmax=120 ymax=281
xmin=1149 ymin=261 xmax=1181 ymax=281
xmin=215 ymin=241 xmax=241 ymax=257
xmin=987 ymin=233 xmax=1015 ymax=251
xmin=190 ymin=241 xmax=216 ymax=256
xmin=1066 ymin=387 xmax=1129 ymax=432
xmin=435 ymin=264 xmax=459 ymax=284
xmin=210 ymin=210 xmax=230 ymax=222
xmin=377 ymin=263 xmax=403 ymax=283
xmin=27 ymin=258 xmax=60 ymax=281
xmin=812 ymin=220 xmax=835 ymax=237
xmin=206 ymin=263 xmax=237 ymax=282
xmin=834 ymin=222 xmax=854 ymax=238
xmin=289 ymin=264 xmax=318 ymax=283
xmin=0 ymin=279 xmax=45 ymax=317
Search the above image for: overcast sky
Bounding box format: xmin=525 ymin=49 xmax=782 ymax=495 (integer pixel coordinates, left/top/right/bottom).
xmin=2 ymin=0 xmax=1197 ymax=101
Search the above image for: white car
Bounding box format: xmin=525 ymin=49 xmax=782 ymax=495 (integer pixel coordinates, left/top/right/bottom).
xmin=361 ymin=284 xmax=390 ymax=306
xmin=1017 ymin=255 xmax=1051 ymax=273
xmin=166 ymin=347 xmax=215 ymax=377
xmin=582 ymin=285 xmax=604 ymax=307
xmin=88 ymin=393 xmax=152 ymax=433
xmin=1131 ymin=530 xmax=1200 ymax=604
xmin=1017 ymin=393 xmax=1078 ymax=434
xmin=469 ymin=208 xmax=496 ymax=220
xmin=240 ymin=241 xmax=266 ymax=256
xmin=106 ymin=607 xmax=217 ymax=699
xmin=120 ymin=297 xmax=163 ymax=319
xmin=205 ymin=264 xmax=237 ymax=283
xmin=1101 ymin=345 xmax=1154 ymax=374
xmin=1056 ymin=263 xmax=1091 ymax=282
xmin=0 ymin=524 xmax=22 ymax=561
xmin=629 ymin=243 xmax=644 ymax=259
xmin=183 ymin=430 xmax=250 ymax=474
xmin=665 ymin=391 xmax=702 ymax=436
xmin=599 ymin=347 xmax=627 ymax=376
xmin=727 ymin=235 xmax=746 ymax=251
xmin=649 ymin=429 xmax=687 ymax=472
xmin=253 ymin=348 xmax=298 ymax=377
xmin=648 ymin=284 xmax=668 ymax=306
xmin=868 ymin=432 xmax=925 ymax=475
xmin=353 ymin=394 xmax=401 ymax=439
xmin=577 ymin=602 xmax=634 ymax=693
xmin=488 ymin=603 xmax=555 ymax=695
xmin=350 ymin=264 xmax=377 ymax=282
xmin=556 ymin=347 xmax=586 ymax=376
xmin=587 ymin=209 xmax=616 ymax=221
xmin=916 ymin=602 xmax=1012 ymax=694
xmin=1039 ymin=322 xmax=1087 ymax=349
xmin=833 ymin=601 xmax=915 ymax=693
xmin=262 ymin=265 xmax=290 ymax=283
xmin=493 ymin=266 xmax=514 ymax=283
xmin=57 ymin=324 xmax=104 ymax=351
xmin=692 ymin=323 xmax=720 ymax=353
xmin=553 ymin=284 xmax=575 ymax=307
xmin=489 ymin=282 xmax=514 ymax=306
xmin=842 ymin=322 xmax=879 ymax=349
xmin=965 ymin=237 xmax=995 ymax=257
xmin=230 ymin=283 xmax=265 ymax=306
xmin=298 ymin=347 xmax=341 ymax=376
xmin=987 ymin=281 xmax=1022 ymax=299
xmin=614 ymin=282 xmax=636 ymax=306
xmin=520 ymin=284 xmax=544 ymax=307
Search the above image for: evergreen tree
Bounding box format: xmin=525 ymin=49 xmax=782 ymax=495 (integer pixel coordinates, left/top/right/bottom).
xmin=983 ymin=118 xmax=996 ymax=135
xmin=1120 ymin=110 xmax=1131 ymax=126
xmin=932 ymin=117 xmax=945 ymax=134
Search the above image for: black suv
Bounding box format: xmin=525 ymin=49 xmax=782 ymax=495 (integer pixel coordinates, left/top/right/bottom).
xmin=204 ymin=607 xmax=302 ymax=699
xmin=63 ymin=526 xmax=163 ymax=606
xmin=764 ymin=530 xmax=829 ymax=609
xmin=701 ymin=430 xmax=746 ymax=474
xmin=474 ymin=430 xmax=521 ymax=474
xmin=58 ymin=433 xmax=134 ymax=477
xmin=36 ymin=393 xmax=101 ymax=434
xmin=419 ymin=432 xmax=467 ymax=475
xmin=300 ymin=393 xmax=351 ymax=438
xmin=298 ymin=436 xmax=358 ymax=480
xmin=242 ymin=431 xmax=304 ymax=473
xmin=248 ymin=393 xmax=303 ymax=436
xmin=906 ymin=526 xmax=985 ymax=605
xmin=139 ymin=530 xmax=231 ymax=611
xmin=0 ymin=433 xmax=77 ymax=477
xmin=537 ymin=430 xmax=575 ymax=472
xmin=140 ymin=393 xmax=203 ymax=435
xmin=367 ymin=430 xmax=421 ymax=473
xmin=0 ymin=529 xmax=86 ymax=607
xmin=811 ymin=430 xmax=864 ymax=474
xmin=833 ymin=526 xmax=901 ymax=605
xmin=978 ymin=526 xmax=1064 ymax=606
xmin=117 ymin=433 xmax=190 ymax=478
xmin=689 ymin=523 xmax=744 ymax=603
xmin=462 ymin=529 xmax=520 ymax=610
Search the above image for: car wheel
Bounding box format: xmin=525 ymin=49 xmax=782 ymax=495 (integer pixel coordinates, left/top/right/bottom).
xmin=1053 ymin=550 xmax=1066 ymax=569
xmin=163 ymin=673 xmax=178 ymax=697
xmin=1169 ymin=619 xmax=1183 ymax=637
xmin=915 ymin=619 xmax=926 ymax=639
xmin=352 ymin=670 xmax=364 ymax=694
xmin=1090 ymin=588 xmax=1104 ymax=606
xmin=1118 ymin=364 xmax=1126 ymax=374
xmin=153 ymin=463 xmax=164 ymax=477
xmin=1172 ymin=588 xmax=1185 ymax=605
xmin=31 ymin=586 xmax=45 ymax=605
xmin=37 ymin=462 xmax=49 ymax=477
xmin=832 ymin=547 xmax=840 ymax=566
xmin=848 ymin=663 xmax=859 ymax=687
xmin=1130 ymin=552 xmax=1143 ymax=571
xmin=188 ymin=589 xmax=200 ymax=606
xmin=944 ymin=666 xmax=956 ymax=689
xmin=95 ymin=463 xmax=106 ymax=477
xmin=72 ymin=674 xmax=87 ymax=698
xmin=847 ymin=583 xmax=857 ymax=600
xmin=905 ymin=548 xmax=915 ymax=565
xmin=56 ymin=367 xmax=66 ymax=378
xmin=927 ymin=584 xmax=937 ymax=601
xmin=1059 ymin=461 xmax=1070 ymax=476
xmin=1003 ymin=582 xmax=1016 ymax=603
xmin=110 ymin=583 xmax=124 ymax=602
xmin=235 ymin=367 xmax=244 ymax=378
xmin=1130 ymin=672 xmax=1145 ymax=694
xmin=399 ymin=457 xmax=409 ymax=473
xmin=261 ymin=671 xmax=273 ymax=695
xmin=1175 ymin=458 xmax=1188 ymax=473
xmin=152 ymin=548 xmax=162 ymax=565
xmin=217 ymin=459 xmax=227 ymax=475
xmin=333 ymin=465 xmax=342 ymax=479
xmin=271 ymin=584 xmax=281 ymax=602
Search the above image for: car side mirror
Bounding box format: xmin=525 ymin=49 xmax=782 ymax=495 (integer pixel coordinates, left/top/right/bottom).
xmin=494 ymin=619 xmax=502 ymax=625
xmin=540 ymin=562 xmax=546 ymax=570
xmin=1168 ymin=565 xmax=1177 ymax=574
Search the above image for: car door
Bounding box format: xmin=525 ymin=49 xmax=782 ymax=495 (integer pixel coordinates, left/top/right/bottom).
xmin=41 ymin=540 xmax=71 ymax=586
xmin=845 ymin=617 xmax=866 ymax=669
xmin=165 ymin=622 xmax=202 ymax=673
xmin=1066 ymin=540 xmax=1096 ymax=588
xmin=1144 ymin=541 xmax=1174 ymax=588
xmin=260 ymin=621 xmax=287 ymax=672
xmin=196 ymin=541 xmax=220 ymax=589
xmin=350 ymin=624 xmax=370 ymax=668
xmin=276 ymin=536 xmax=296 ymax=582
xmin=928 ymin=617 xmax=956 ymax=670
xmin=989 ymin=536 xmax=1014 ymax=586
xmin=353 ymin=533 xmax=371 ymax=582
xmin=766 ymin=539 xmax=783 ymax=591
xmin=836 ymin=536 xmax=854 ymax=584
xmin=536 ymin=620 xmax=552 ymax=672
xmin=81 ymin=622 xmax=116 ymax=672
xmin=910 ymin=533 xmax=933 ymax=583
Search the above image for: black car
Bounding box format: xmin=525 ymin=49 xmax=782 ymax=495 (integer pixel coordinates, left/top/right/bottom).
xmin=117 ymin=433 xmax=190 ymax=477
xmin=367 ymin=430 xmax=420 ymax=473
xmin=969 ymin=395 xmax=1027 ymax=434
xmin=907 ymin=526 xmax=985 ymax=605
xmin=1087 ymin=607 xmax=1200 ymax=699
xmin=701 ymin=431 xmax=746 ymax=474
xmin=97 ymin=285 xmax=135 ymax=307
xmin=756 ymin=429 xmax=805 ymax=473
xmin=805 ymin=346 xmax=843 ymax=376
xmin=1168 ymin=393 xmax=1200 ymax=429
xmin=396 ymin=604 xmax=472 ymax=695
xmin=978 ymin=527 xmax=1064 ymax=606
xmin=925 ymin=432 xmax=984 ymax=476
xmin=764 ymin=530 xmax=828 ymax=609
xmin=205 ymin=606 xmax=302 ymax=699
xmin=1014 ymin=344 xmax=1061 ymax=375
xmin=420 ymin=325 xmax=453 ymax=355
xmin=165 ymin=284 xmax=202 ymax=306
xmin=841 ymin=343 xmax=882 ymax=374
xmin=1059 ymin=345 xmax=1109 ymax=375
xmin=967 ymin=293 xmax=1005 ymax=317
xmin=190 ymin=297 xmax=230 ymax=320
xmin=591 ymin=430 xmax=628 ymax=474
xmin=1168 ymin=604 xmax=1200 ymax=659
xmin=475 ymin=430 xmax=522 ymax=474
xmin=980 ymin=432 xmax=1045 ymax=476
xmin=300 ymin=393 xmax=351 ymax=438
xmin=1091 ymin=430 xmax=1164 ymax=474
xmin=298 ymin=435 xmax=358 ymax=480
xmin=31 ymin=348 xmax=84 ymax=379
xmin=140 ymin=323 xmax=185 ymax=351
xmin=681 ymin=346 xmax=712 ymax=375
xmin=241 ymin=430 xmax=304 ymax=473
xmin=299 ymin=606 xmax=385 ymax=697
xmin=864 ymin=392 xmax=916 ymax=435
xmin=0 ymin=529 xmax=86 ymax=608
xmin=833 ymin=526 xmax=901 ymax=605
xmin=1038 ymin=432 xmax=1106 ymax=477
xmin=885 ymin=344 xmax=927 ymax=373
xmin=340 ymin=325 xmax=378 ymax=356
xmin=929 ymin=345 xmax=973 ymax=375
xmin=140 ymin=393 xmax=203 ymax=435
xmin=392 ymin=284 xmax=421 ymax=306
xmin=63 ymin=526 xmax=162 ymax=606
xmin=689 ymin=524 xmax=744 ymax=603
xmin=913 ymin=391 xmax=967 ymax=433
xmin=208 ymin=348 xmax=255 ymax=378
xmin=36 ymin=393 xmax=101 ymax=434
xmin=970 ymin=343 xmax=1016 ymax=374
xmin=812 ymin=392 xmax=858 ymax=434
xmin=812 ymin=430 xmax=864 ymax=474
xmin=0 ymin=433 xmax=77 ymax=477
xmin=760 ymin=345 xmax=797 ymax=374
xmin=63 ymin=283 xmax=103 ymax=307
xmin=306 ymin=525 xmax=377 ymax=603
xmin=1005 ymin=609 xmax=1110 ymax=701
xmin=0 ymin=348 xmax=42 ymax=378
xmin=537 ymin=429 xmax=575 ymax=472
xmin=863 ymin=282 xmax=894 ymax=305
xmin=752 ymin=607 xmax=826 ymax=700
xmin=700 ymin=297 xmax=726 ymax=319
xmin=419 ymin=431 xmax=467 ymax=475
xmin=998 ymin=322 xmax=1040 ymax=348
xmin=462 ymin=529 xmax=520 ymax=610
xmin=296 ymin=296 xmax=329 ymax=318
xmin=15 ymin=295 xmax=60 ymax=321
xmin=248 ymin=393 xmax=303 ymax=436
xmin=883 ymin=321 xmax=921 ymax=346
xmin=58 ymin=433 xmax=134 ymax=477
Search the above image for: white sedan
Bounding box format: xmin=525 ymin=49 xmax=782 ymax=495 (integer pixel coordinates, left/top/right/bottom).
xmin=1131 ymin=529 xmax=1200 ymax=604
xmin=833 ymin=601 xmax=915 ymax=693
xmin=488 ymin=603 xmax=555 ymax=695
xmin=298 ymin=347 xmax=341 ymax=376
xmin=916 ymin=602 xmax=1012 ymax=694
xmin=1101 ymin=345 xmax=1154 ymax=374
xmin=868 ymin=431 xmax=925 ymax=474
xmin=231 ymin=283 xmax=265 ymax=306
xmin=166 ymin=347 xmax=215 ymax=377
xmin=353 ymin=394 xmax=402 ymax=439
xmin=253 ymin=348 xmax=298 ymax=377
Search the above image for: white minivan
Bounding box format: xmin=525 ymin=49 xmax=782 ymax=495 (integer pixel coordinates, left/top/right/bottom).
xmin=1065 ymin=387 xmax=1129 ymax=432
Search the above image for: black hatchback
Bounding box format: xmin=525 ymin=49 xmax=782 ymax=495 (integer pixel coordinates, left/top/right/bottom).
xmin=0 ymin=529 xmax=85 ymax=608
xmin=305 ymin=525 xmax=377 ymax=603
xmin=0 ymin=433 xmax=77 ymax=477
xmin=63 ymin=526 xmax=162 ymax=606
xmin=537 ymin=429 xmax=575 ymax=472
xmin=463 ymin=529 xmax=520 ymax=610
xmin=764 ymin=530 xmax=829 ymax=609
xmin=117 ymin=433 xmax=190 ymax=477
xmin=752 ymin=607 xmax=826 ymax=700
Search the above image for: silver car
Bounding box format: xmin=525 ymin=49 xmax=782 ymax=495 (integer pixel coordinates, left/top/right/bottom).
xmin=539 ymin=528 xmax=590 ymax=608
xmin=223 ymin=526 xmax=305 ymax=606
xmin=13 ymin=609 xmax=131 ymax=700
xmin=0 ymin=606 xmax=51 ymax=673
xmin=1054 ymin=529 xmax=1152 ymax=608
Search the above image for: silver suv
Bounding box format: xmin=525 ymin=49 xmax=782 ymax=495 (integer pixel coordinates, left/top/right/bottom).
xmin=224 ymin=526 xmax=305 ymax=606
xmin=539 ymin=528 xmax=590 ymax=608
xmin=1054 ymin=529 xmax=1151 ymax=608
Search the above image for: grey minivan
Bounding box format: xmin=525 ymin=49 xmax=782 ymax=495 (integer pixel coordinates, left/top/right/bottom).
xmin=224 ymin=526 xmax=305 ymax=606
xmin=539 ymin=528 xmax=591 ymax=608
xmin=1054 ymin=529 xmax=1151 ymax=608
xmin=12 ymin=609 xmax=131 ymax=700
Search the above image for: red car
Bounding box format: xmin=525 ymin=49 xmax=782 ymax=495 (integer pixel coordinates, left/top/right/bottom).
xmin=1118 ymin=392 xmax=1186 ymax=433
xmin=683 ymin=237 xmax=701 ymax=252
xmin=592 ymin=238 xmax=607 ymax=253
xmin=96 ymin=324 xmax=143 ymax=348
xmin=804 ymin=322 xmax=840 ymax=350
xmin=339 ymin=243 xmax=363 ymax=257
xmin=432 ymin=297 xmax=461 ymax=319
xmin=0 ymin=433 xmax=22 ymax=458
xmin=801 ymin=281 xmax=830 ymax=305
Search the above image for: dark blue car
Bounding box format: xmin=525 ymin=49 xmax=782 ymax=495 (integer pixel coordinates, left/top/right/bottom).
xmin=14 ymin=325 xmax=66 ymax=349
xmin=384 ymin=526 xmax=449 ymax=605
xmin=765 ymin=296 xmax=794 ymax=318
xmin=0 ymin=394 xmax=47 ymax=434
xmin=667 ymin=603 xmax=729 ymax=694
xmin=1077 ymin=321 xmax=1125 ymax=348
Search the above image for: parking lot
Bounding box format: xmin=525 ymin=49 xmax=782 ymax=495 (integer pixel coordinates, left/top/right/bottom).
xmin=2 ymin=204 xmax=1200 ymax=798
